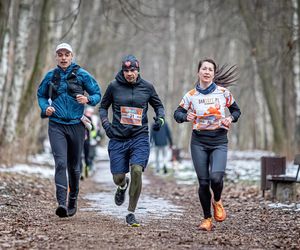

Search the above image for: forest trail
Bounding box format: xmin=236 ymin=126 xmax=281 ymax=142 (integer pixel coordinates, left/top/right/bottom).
xmin=0 ymin=160 xmax=299 ymax=249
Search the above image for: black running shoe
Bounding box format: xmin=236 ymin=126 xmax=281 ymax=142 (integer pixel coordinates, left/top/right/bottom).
xmin=114 ymin=177 xmax=129 ymax=206
xmin=68 ymin=198 xmax=77 ymax=217
xmin=55 ymin=205 xmax=68 ymax=218
xmin=126 ymin=213 xmax=140 ymax=227
xmin=163 ymin=165 xmax=168 ymax=174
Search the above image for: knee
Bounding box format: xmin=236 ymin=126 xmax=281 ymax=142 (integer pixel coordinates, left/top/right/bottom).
xmin=55 ymin=159 xmax=66 ymax=172
xmin=198 ymin=178 xmax=210 ymax=189
xmin=131 ymin=165 xmax=142 ymax=179
xmin=210 ymin=172 xmax=224 ymax=185
xmin=113 ymin=174 xmax=126 ymax=186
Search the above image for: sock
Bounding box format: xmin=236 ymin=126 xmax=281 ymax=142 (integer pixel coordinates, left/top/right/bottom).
xmin=119 ymin=181 xmax=128 ymax=190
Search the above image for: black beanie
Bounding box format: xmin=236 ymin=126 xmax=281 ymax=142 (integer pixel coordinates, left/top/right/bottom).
xmin=122 ymin=54 xmax=140 ymax=71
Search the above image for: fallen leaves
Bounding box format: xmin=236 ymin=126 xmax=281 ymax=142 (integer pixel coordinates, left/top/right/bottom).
xmin=0 ymin=170 xmax=299 ymax=249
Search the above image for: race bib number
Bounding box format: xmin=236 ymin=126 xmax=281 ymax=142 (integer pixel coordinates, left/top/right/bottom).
xmin=120 ymin=106 xmax=143 ymax=126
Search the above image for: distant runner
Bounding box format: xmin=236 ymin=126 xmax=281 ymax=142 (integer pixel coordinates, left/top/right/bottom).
xmin=150 ymin=121 xmax=173 ymax=174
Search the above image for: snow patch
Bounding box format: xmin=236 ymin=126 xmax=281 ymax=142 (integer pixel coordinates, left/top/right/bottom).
xmin=0 ymin=164 xmax=53 ymax=178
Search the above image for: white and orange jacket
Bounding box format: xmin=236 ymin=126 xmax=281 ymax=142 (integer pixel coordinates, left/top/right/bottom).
xmin=174 ymin=83 xmax=241 ymax=132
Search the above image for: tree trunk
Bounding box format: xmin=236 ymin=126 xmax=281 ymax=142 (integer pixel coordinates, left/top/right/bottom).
xmin=3 ymin=0 xmax=33 ymax=143
xmin=176 ymin=1 xmax=200 ymax=150
xmin=280 ymin=0 xmax=295 ymax=158
xmin=295 ymin=0 xmax=300 ymax=151
xmin=166 ymin=6 xmax=176 ymax=118
xmin=238 ymin=0 xmax=286 ymax=153
xmin=0 ymin=0 xmax=19 ymax=142
xmin=17 ymin=0 xmax=52 ymax=154
xmin=0 ymin=0 xmax=10 ymax=60
xmin=77 ymin=0 xmax=102 ymax=64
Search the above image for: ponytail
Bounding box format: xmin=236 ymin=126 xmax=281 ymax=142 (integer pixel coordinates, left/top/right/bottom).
xmin=198 ymin=58 xmax=238 ymax=87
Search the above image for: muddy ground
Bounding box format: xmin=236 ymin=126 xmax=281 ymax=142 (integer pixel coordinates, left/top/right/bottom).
xmin=0 ymin=162 xmax=299 ymax=250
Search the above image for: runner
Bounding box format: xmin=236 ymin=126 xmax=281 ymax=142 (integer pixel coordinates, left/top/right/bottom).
xmin=150 ymin=121 xmax=173 ymax=174
xmin=174 ymin=58 xmax=241 ymax=231
xmin=99 ymin=54 xmax=165 ymax=226
xmin=37 ymin=43 xmax=101 ymax=217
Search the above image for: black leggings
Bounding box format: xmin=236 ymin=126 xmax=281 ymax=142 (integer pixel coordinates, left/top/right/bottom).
xmin=48 ymin=121 xmax=85 ymax=205
xmin=190 ymin=142 xmax=227 ymax=219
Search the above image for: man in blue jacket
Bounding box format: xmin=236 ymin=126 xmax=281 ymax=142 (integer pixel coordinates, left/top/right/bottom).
xmin=99 ymin=55 xmax=165 ymax=226
xmin=37 ymin=43 xmax=101 ymax=218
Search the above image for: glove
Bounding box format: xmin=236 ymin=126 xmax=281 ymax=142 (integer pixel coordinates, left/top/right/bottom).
xmin=102 ymin=119 xmax=114 ymax=138
xmin=105 ymin=126 xmax=114 ymax=139
xmin=152 ymin=117 xmax=164 ymax=131
xmin=81 ymin=115 xmax=92 ymax=131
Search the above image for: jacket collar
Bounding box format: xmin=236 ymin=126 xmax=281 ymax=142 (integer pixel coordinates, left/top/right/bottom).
xmin=196 ymin=82 xmax=216 ymax=95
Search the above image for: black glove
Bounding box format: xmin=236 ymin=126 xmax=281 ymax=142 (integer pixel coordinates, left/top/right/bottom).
xmin=102 ymin=120 xmax=114 ymax=138
xmin=105 ymin=126 xmax=114 ymax=139
xmin=152 ymin=117 xmax=164 ymax=131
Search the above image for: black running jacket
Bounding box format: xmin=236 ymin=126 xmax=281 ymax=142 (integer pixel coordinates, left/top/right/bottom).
xmin=99 ymin=70 xmax=165 ymax=140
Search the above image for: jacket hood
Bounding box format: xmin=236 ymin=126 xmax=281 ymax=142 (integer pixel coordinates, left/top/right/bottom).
xmin=115 ymin=70 xmax=142 ymax=85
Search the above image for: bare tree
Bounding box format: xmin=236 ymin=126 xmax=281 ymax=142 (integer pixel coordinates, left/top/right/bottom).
xmin=3 ymin=0 xmax=34 ymax=143
xmin=238 ymin=0 xmax=295 ymax=154
xmin=0 ymin=0 xmax=19 ymax=142
xmin=1 ymin=0 xmax=299 ymax=163
xmin=17 ymin=0 xmax=52 ymax=156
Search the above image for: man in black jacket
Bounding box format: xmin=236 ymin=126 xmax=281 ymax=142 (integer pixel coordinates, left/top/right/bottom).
xmin=99 ymin=55 xmax=165 ymax=226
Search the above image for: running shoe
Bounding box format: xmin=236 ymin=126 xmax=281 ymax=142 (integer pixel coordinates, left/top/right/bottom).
xmin=55 ymin=205 xmax=68 ymax=218
xmin=212 ymin=200 xmax=226 ymax=222
xmin=163 ymin=165 xmax=168 ymax=174
xmin=126 ymin=213 xmax=140 ymax=227
xmin=114 ymin=177 xmax=129 ymax=206
xmin=68 ymin=198 xmax=77 ymax=217
xmin=199 ymin=218 xmax=213 ymax=231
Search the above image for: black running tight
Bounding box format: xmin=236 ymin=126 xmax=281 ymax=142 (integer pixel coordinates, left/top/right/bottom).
xmin=48 ymin=121 xmax=85 ymax=206
xmin=190 ymin=142 xmax=227 ymax=219
xmin=198 ymin=172 xmax=224 ymax=218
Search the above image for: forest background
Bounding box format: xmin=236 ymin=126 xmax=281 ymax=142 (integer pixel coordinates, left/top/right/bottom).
xmin=1 ymin=0 xmax=300 ymax=164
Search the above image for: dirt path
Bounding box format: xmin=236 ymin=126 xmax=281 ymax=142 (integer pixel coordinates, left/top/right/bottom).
xmin=0 ymin=161 xmax=299 ymax=250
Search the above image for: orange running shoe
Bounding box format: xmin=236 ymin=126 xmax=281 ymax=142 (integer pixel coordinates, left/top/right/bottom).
xmin=199 ymin=218 xmax=213 ymax=231
xmin=212 ymin=200 xmax=226 ymax=222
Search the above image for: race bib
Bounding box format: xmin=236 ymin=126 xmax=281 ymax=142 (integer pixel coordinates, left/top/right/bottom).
xmin=194 ymin=115 xmax=228 ymax=130
xmin=120 ymin=106 xmax=143 ymax=126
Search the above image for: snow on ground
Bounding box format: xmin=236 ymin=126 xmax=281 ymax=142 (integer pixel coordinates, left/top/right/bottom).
xmin=0 ymin=164 xmax=53 ymax=178
xmin=1 ymin=147 xmax=298 ymax=185
xmin=82 ymin=160 xmax=183 ymax=221
xmin=149 ymin=148 xmax=299 ymax=184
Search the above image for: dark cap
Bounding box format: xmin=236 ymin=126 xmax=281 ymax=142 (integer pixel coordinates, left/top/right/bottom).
xmin=122 ymin=54 xmax=139 ymax=71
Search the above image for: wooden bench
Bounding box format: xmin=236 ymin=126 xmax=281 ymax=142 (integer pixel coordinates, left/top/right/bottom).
xmin=261 ymin=156 xmax=286 ymax=197
xmin=267 ymin=154 xmax=300 ymax=202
